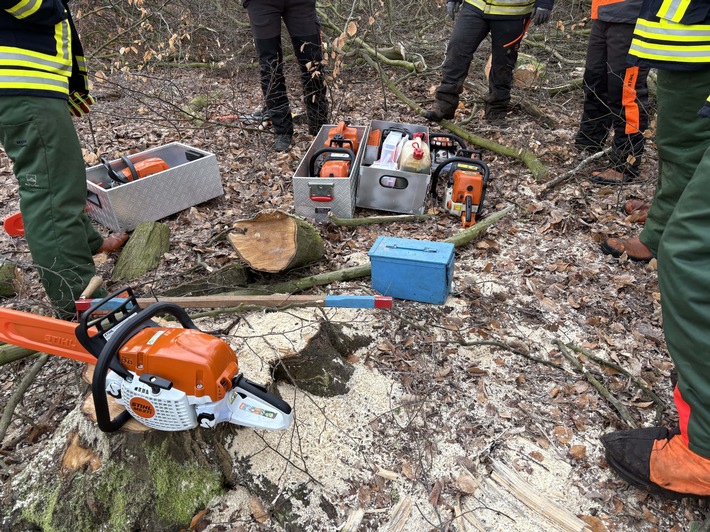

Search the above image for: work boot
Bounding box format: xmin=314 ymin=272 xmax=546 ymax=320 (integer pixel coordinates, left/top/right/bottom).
xmin=624 ymin=199 xmax=651 ymax=224
xmin=602 ymin=237 xmax=656 ymax=262
xmin=601 ymin=427 xmax=710 ymax=498
xmin=273 ymin=134 xmax=292 ymax=152
xmin=424 ymin=105 xmax=455 ymax=122
xmin=601 ymin=236 xmax=655 ymax=262
xmin=96 ymin=232 xmax=128 ymax=253
xmin=591 ymin=168 xmax=639 ymax=185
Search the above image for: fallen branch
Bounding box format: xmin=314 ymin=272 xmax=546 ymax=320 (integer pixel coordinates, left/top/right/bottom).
xmin=329 ymin=212 xmax=435 ymax=226
xmin=538 ymin=148 xmax=611 ymax=198
xmin=0 ymin=354 xmax=49 ymax=445
xmin=555 ymin=341 xmax=637 ymax=428
xmin=565 ymin=342 xmax=667 ymax=425
xmin=0 ymin=343 xmax=38 ymax=366
xmin=442 ymin=205 xmax=514 ymax=247
xmin=361 ymin=54 xmax=548 ymax=181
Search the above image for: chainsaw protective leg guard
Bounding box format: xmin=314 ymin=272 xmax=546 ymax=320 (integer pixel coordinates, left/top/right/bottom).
xmin=434 ymin=5 xmax=491 ymax=116
xmin=485 ymin=16 xmax=526 ymax=119
xmin=657 ymin=112 xmax=710 ymax=460
xmin=0 ymin=96 xmax=105 ymax=314
xmin=290 ymin=33 xmax=329 ymax=136
xmin=253 ymin=36 xmax=293 ymax=136
xmin=639 ymin=68 xmax=710 ymax=255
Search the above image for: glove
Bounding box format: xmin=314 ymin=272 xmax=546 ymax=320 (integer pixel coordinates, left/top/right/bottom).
xmin=68 ymin=91 xmax=95 ymax=118
xmin=447 ymin=0 xmax=462 ymax=20
xmin=531 ymin=7 xmax=551 ymax=25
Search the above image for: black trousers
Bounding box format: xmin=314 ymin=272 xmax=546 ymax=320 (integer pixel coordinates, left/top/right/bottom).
xmin=435 ymin=5 xmax=528 ymax=118
xmin=245 ymin=0 xmax=328 ymax=135
xmin=575 ymin=20 xmax=650 ymax=177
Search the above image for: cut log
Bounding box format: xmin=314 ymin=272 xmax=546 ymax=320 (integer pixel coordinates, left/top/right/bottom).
xmin=0 ymin=260 xmax=20 ymax=299
xmin=111 ymin=221 xmax=170 ymax=280
xmin=161 ymin=263 xmax=251 ymax=296
xmin=227 ymin=210 xmax=324 ymax=273
xmin=0 ymin=343 xmax=38 ymax=366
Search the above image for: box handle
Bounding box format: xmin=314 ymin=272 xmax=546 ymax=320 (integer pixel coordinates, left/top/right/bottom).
xmin=379 ymin=175 xmax=408 ymax=190
xmin=86 ymin=191 xmax=102 ymax=208
xmin=386 ymin=244 xmax=437 ymax=253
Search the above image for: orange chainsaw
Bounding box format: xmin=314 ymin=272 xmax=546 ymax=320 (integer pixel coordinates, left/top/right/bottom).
xmin=0 ymin=288 xmax=292 ymax=433
xmin=431 ymin=156 xmax=490 ymax=228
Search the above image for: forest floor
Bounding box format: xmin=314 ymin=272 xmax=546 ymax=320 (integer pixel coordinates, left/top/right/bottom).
xmin=2 ymin=11 xmax=709 ymax=532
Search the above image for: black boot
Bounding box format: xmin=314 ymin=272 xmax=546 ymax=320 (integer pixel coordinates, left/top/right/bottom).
xmin=424 ymin=104 xmax=455 ymax=122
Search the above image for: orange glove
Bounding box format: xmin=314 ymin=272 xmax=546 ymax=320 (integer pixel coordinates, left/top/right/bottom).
xmin=68 ymin=91 xmax=96 ymax=117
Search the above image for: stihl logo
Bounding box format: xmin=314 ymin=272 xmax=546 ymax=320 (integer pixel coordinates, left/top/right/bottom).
xmin=43 ymin=334 xmax=77 ymax=348
xmin=129 ymin=397 xmax=155 ymax=418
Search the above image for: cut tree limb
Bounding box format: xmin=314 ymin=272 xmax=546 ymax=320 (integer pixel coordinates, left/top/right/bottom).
xmin=329 ymin=212 xmax=434 ymax=226
xmin=228 ymin=210 xmax=324 ymax=273
xmin=0 ymin=343 xmax=38 ymax=366
xmin=112 ymin=221 xmax=170 ymax=280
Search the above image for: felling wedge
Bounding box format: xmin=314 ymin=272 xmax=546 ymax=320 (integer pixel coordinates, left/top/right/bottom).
xmin=0 ymin=287 xmax=293 ymax=433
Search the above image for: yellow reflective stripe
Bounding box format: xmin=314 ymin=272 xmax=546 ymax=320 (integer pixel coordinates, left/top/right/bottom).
xmin=630 ymin=39 xmax=710 ymax=61
xmin=635 ymin=19 xmax=710 ymax=41
xmin=6 ymin=0 xmax=42 ymax=19
xmin=657 ymin=0 xmax=690 ymax=23
xmin=75 ymin=55 xmax=86 ymax=73
xmin=55 ymin=20 xmax=70 ymax=64
xmin=466 ymin=0 xmax=534 ymax=13
xmin=0 ymin=69 xmax=69 ymax=93
xmin=0 ymin=48 xmax=72 ymax=74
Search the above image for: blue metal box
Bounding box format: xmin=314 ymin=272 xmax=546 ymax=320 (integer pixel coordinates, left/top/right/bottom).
xmin=368 ymin=236 xmax=455 ymax=304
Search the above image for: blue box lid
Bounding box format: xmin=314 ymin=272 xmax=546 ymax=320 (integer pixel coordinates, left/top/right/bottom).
xmin=368 ymin=236 xmax=454 ymax=265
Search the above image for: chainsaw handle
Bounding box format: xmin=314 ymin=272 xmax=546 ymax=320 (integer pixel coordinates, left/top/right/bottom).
xmin=91 ymin=301 xmax=201 ymax=433
xmin=309 ymin=147 xmax=356 ymax=177
xmin=100 ymin=156 xmax=130 ymax=185
xmin=429 ymin=132 xmax=466 ymax=152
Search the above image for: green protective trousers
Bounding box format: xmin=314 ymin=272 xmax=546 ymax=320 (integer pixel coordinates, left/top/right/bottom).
xmin=0 ymin=96 xmax=106 ymax=314
xmin=640 ymin=69 xmax=710 ymax=254
xmin=655 ymin=68 xmax=710 ymax=458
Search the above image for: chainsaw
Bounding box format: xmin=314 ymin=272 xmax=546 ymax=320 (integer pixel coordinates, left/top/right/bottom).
xmin=429 ymin=133 xmax=467 ymax=169
xmin=431 ymin=156 xmax=490 ymax=228
xmin=101 ymin=155 xmax=169 ymax=187
xmin=0 ymin=287 xmax=293 ymax=433
xmin=309 ymin=121 xmax=360 ymax=178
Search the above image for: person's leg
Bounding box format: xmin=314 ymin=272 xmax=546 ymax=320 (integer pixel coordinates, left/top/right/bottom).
xmin=283 ymin=0 xmax=329 ymax=135
xmin=426 ymin=5 xmax=490 ymax=120
xmin=0 ymin=96 xmax=104 ymax=313
xmin=485 ymin=16 xmax=527 ymax=119
xmin=639 ymin=68 xmax=710 ymax=254
xmin=575 ymin=20 xmax=613 ymax=151
xmin=600 ymin=136 xmax=710 ymax=500
xmin=605 ymin=22 xmax=649 ymax=179
xmin=246 ymin=0 xmax=294 ymax=140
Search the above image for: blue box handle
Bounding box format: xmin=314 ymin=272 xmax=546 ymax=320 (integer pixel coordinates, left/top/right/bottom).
xmin=386 ymin=244 xmax=438 ymax=253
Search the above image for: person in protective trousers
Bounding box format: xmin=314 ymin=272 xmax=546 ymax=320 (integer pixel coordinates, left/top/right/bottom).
xmin=424 ymin=0 xmax=553 ymax=123
xmin=574 ymin=0 xmax=649 ymax=185
xmin=0 ymin=0 xmax=127 ymax=316
xmin=244 ymin=0 xmax=329 ymax=152
xmin=601 ymin=0 xmax=710 ymax=497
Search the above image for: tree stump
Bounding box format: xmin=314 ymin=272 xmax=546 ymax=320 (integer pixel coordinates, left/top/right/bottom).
xmin=112 ymin=221 xmax=170 ymax=280
xmin=0 ymin=261 xmax=19 ymax=299
xmin=227 ymin=210 xmax=324 ymax=273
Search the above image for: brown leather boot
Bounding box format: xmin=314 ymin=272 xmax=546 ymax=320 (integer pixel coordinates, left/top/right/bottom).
xmin=601 ymin=237 xmax=655 ymax=262
xmin=96 ymin=232 xmax=128 ymax=253
xmin=602 ymin=427 xmax=710 ymax=498
xmin=624 ymin=199 xmax=651 ymax=223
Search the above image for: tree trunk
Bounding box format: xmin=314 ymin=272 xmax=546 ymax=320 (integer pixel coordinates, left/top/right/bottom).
xmin=227 ymin=210 xmax=324 ymax=273
xmin=112 ymin=221 xmax=171 ymax=280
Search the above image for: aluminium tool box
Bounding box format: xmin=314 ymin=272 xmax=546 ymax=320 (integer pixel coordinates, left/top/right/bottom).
xmin=85 ymin=142 xmax=223 ymax=232
xmin=368 ymin=236 xmax=455 ymax=304
xmin=357 ymin=120 xmax=431 ymax=215
xmin=293 ymin=123 xmax=368 ymax=222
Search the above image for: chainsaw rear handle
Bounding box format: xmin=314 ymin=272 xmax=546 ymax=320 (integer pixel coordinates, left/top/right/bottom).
xmin=430 ymin=156 xmax=490 ymax=201
xmin=90 ymin=298 xmax=201 ymax=433
xmin=100 ymin=156 xmax=130 ymax=185
xmin=327 ymin=136 xmax=355 ymax=152
xmin=309 ymin=147 xmax=356 ymax=177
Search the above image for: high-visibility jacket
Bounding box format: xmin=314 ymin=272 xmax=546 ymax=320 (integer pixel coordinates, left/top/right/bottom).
xmin=463 ymin=0 xmax=553 ymax=18
xmin=591 ymin=0 xmax=645 ymax=23
xmin=628 ymin=0 xmax=710 ymax=117
xmin=0 ymin=0 xmax=86 ymax=99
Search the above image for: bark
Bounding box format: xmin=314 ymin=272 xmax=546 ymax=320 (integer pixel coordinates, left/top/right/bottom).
xmin=228 ymin=210 xmax=324 ymax=273
xmin=111 ymin=221 xmax=171 ymax=280
xmin=0 ymin=261 xmax=19 ymax=299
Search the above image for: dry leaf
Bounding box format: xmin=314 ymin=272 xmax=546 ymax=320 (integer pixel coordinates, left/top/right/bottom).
xmin=569 ymin=445 xmax=587 ymax=460
xmin=579 ymin=515 xmax=608 ymax=532
xmin=346 ymin=21 xmax=358 ymax=36
xmin=429 ymin=479 xmax=443 ymax=506
xmin=248 ymin=497 xmax=270 ymax=524
xmin=455 ymin=472 xmax=479 ymax=494
xmin=402 ymin=461 xmax=416 ymax=480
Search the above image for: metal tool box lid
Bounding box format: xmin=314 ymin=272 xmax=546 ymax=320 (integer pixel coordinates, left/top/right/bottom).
xmin=368 ymin=236 xmax=454 ymax=265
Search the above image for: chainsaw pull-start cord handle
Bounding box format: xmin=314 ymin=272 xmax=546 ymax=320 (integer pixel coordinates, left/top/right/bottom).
xmin=89 ymin=298 xmax=200 ymax=432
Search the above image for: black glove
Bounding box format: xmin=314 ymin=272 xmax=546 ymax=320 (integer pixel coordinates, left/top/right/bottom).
xmin=531 ymin=7 xmax=551 ymax=25
xmin=447 ymin=0 xmax=462 ymax=20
